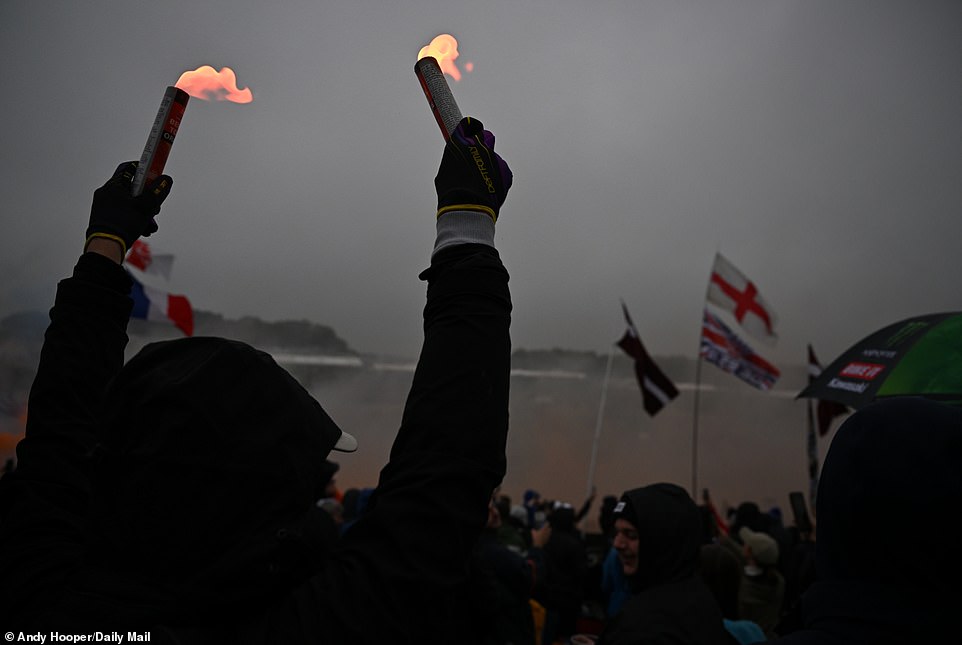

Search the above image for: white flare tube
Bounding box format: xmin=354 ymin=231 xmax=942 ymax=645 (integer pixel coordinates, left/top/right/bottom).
xmin=415 ymin=56 xmax=463 ymax=141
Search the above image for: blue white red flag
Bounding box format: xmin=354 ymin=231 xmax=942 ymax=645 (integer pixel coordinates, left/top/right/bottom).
xmin=128 ymin=271 xmax=194 ymax=336
xmin=700 ymin=309 xmax=779 ymax=390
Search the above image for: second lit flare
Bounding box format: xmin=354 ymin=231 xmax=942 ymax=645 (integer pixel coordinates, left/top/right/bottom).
xmin=131 ymin=66 xmax=252 ymax=196
xmin=416 ymin=34 xmax=467 ymax=140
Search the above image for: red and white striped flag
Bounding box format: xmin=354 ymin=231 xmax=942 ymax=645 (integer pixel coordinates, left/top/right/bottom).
xmin=126 ymin=240 xmax=175 ymax=280
xmin=706 ymin=253 xmax=778 ymax=343
xmin=617 ymin=302 xmax=679 ymax=416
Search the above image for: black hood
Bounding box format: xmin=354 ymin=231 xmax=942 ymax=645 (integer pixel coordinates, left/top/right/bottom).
xmin=84 ymin=337 xmax=343 ymax=618
xmin=617 ymin=483 xmax=702 ymax=591
xmin=815 ymin=397 xmax=962 ymax=591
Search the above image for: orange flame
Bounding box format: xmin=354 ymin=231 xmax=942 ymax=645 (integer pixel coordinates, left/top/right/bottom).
xmin=175 ymin=66 xmax=253 ymax=103
xmin=418 ymin=34 xmax=463 ymax=81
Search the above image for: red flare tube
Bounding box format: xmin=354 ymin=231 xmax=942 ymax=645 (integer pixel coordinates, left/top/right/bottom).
xmin=132 ymin=86 xmax=189 ymax=196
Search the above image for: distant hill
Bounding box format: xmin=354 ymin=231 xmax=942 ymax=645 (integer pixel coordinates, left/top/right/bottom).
xmin=133 ymin=309 xmax=356 ymax=355
xmin=0 ymin=308 xmax=357 ymax=423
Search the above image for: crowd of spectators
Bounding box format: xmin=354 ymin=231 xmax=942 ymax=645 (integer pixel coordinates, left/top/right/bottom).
xmin=322 ymin=395 xmax=958 ymax=645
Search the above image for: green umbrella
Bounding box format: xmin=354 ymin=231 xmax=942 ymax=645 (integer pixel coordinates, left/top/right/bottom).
xmin=798 ymin=312 xmax=962 ymax=409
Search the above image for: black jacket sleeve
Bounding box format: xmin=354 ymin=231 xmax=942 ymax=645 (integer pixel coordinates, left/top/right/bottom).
xmin=0 ymin=253 xmax=132 ymax=620
xmin=238 ymin=243 xmax=512 ymax=644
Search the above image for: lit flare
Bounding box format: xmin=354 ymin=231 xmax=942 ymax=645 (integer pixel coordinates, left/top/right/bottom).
xmin=175 ymin=66 xmax=253 ymax=103
xmin=418 ymin=34 xmax=463 ymax=81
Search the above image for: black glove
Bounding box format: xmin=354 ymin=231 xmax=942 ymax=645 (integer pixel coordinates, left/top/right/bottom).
xmin=85 ymin=161 xmax=172 ymax=256
xmin=435 ymin=117 xmax=512 ymax=222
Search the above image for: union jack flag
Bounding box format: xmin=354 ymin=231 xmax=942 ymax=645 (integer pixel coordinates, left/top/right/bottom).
xmin=700 ymin=309 xmax=780 ymax=390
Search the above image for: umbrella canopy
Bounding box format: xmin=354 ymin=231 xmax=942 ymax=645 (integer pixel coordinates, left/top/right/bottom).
xmin=798 ymin=312 xmax=962 ymax=409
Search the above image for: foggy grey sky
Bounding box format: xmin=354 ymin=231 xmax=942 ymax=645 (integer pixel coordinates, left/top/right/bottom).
xmin=2 ymin=0 xmax=961 ymax=369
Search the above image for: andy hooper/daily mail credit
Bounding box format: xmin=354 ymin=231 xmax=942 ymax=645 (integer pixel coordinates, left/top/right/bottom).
xmin=5 ymin=634 xmax=150 ymax=643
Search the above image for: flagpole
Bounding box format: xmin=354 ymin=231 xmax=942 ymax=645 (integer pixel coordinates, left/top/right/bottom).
xmin=691 ymin=253 xmax=721 ymax=499
xmin=586 ymin=345 xmax=615 ymax=499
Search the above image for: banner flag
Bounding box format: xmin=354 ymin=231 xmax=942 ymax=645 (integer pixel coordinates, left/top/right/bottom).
xmin=700 ymin=309 xmax=780 ymax=390
xmin=617 ymin=302 xmax=679 ymax=416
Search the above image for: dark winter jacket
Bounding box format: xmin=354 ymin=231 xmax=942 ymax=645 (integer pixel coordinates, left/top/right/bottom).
xmin=598 ymin=483 xmax=731 ymax=645
xmin=543 ymin=506 xmax=588 ymax=620
xmin=0 ymin=243 xmax=512 ymax=643
xmin=775 ymin=398 xmax=960 ymax=644
xmin=468 ymin=528 xmax=546 ymax=645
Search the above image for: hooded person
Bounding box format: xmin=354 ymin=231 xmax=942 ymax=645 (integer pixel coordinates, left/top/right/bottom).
xmin=775 ymin=397 xmax=960 ymax=643
xmin=598 ymin=483 xmax=732 ymax=645
xmin=0 ymin=114 xmax=514 ymax=643
xmin=81 ymin=338 xmax=358 ymax=620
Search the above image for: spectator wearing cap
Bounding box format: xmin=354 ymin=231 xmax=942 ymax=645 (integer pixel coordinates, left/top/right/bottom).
xmin=739 ymin=526 xmax=785 ymax=637
xmin=597 ymin=483 xmax=730 ymax=645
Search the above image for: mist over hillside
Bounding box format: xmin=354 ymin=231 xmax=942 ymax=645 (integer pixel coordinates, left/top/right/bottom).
xmin=1 ymin=310 xmax=834 ymax=528
xmin=308 ymin=345 xmax=827 ymax=532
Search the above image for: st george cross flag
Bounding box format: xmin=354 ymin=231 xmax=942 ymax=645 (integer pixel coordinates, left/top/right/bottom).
xmin=126 ymin=240 xmax=175 ymax=280
xmin=617 ymin=302 xmax=679 ymax=416
xmin=700 ymin=309 xmax=780 ymax=390
xmin=807 ymin=344 xmax=849 ymax=437
xmin=128 ymin=271 xmax=194 ymax=336
xmin=706 ymin=253 xmax=778 ymax=343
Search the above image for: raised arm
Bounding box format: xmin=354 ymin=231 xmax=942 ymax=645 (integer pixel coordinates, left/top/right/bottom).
xmin=346 ymin=116 xmax=513 ymax=635
xmin=259 ymin=118 xmax=514 ymax=642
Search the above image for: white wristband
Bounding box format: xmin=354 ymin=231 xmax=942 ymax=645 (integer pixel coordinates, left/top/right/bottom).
xmin=433 ymin=210 xmax=496 ymax=256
